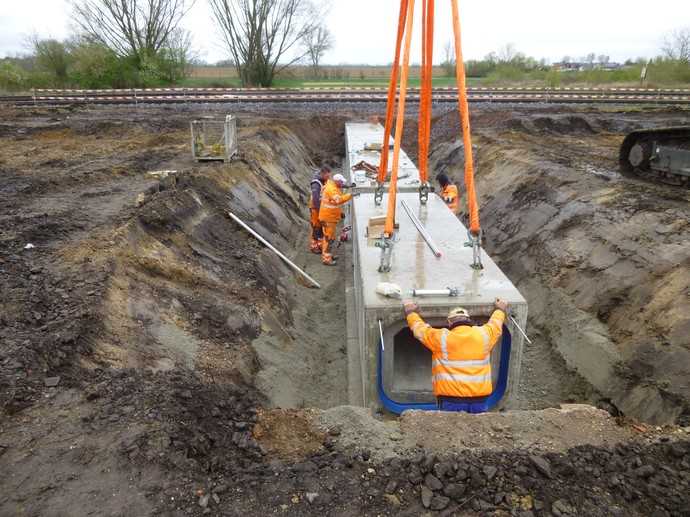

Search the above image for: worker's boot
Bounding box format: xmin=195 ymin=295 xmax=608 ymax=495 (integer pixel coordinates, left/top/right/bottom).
xmin=322 ymin=239 xmax=337 ymax=266
xmin=309 ymin=238 xmax=321 ymax=254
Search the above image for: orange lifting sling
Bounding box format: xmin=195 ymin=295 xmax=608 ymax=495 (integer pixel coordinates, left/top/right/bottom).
xmin=381 ymin=0 xmax=481 ymax=239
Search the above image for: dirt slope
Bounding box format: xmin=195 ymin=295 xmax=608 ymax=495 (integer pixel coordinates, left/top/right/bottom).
xmin=426 ymin=106 xmax=690 ymax=425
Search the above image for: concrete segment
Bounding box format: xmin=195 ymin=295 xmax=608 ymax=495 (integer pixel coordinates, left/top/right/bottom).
xmin=345 ymin=122 xmax=528 ymax=411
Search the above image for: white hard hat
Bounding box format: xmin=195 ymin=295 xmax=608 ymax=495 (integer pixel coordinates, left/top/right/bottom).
xmin=333 ymin=173 xmax=346 ymax=184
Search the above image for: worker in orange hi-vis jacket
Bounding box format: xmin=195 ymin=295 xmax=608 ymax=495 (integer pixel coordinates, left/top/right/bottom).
xmin=436 ymin=172 xmax=459 ymax=214
xmin=402 ymin=298 xmax=508 ymax=413
xmin=308 ymin=165 xmax=331 ymax=254
xmin=318 ymin=173 xmax=353 ymax=266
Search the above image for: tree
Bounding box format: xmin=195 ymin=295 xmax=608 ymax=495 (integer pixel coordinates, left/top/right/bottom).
xmin=71 ymin=0 xmax=192 ymax=66
xmin=303 ymin=25 xmax=334 ymax=77
xmin=31 ymin=37 xmax=71 ymax=84
xmin=209 ymin=0 xmax=320 ymax=87
xmin=498 ymin=43 xmax=517 ymax=64
xmin=598 ymin=54 xmax=610 ymax=65
xmin=662 ymin=27 xmax=690 ymax=63
xmin=155 ymin=28 xmax=198 ymax=82
xmin=441 ymin=40 xmax=456 ymax=77
xmin=586 ymin=52 xmax=596 ymax=67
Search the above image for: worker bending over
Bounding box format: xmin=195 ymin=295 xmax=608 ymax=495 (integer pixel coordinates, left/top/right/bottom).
xmin=436 ymin=173 xmax=459 ymax=214
xmin=403 ymin=298 xmax=508 ymax=413
xmin=318 ymin=173 xmax=352 ymax=266
xmin=308 ymin=165 xmax=331 ymax=254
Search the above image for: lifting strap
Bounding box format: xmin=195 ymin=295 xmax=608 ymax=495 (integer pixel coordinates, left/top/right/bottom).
xmin=382 ymin=0 xmax=481 ymax=244
xmin=384 ymin=0 xmax=416 ymax=238
xmin=418 ymin=0 xmax=434 ymax=185
xmin=451 ymin=0 xmax=480 ymax=236
xmin=378 ymin=0 xmax=409 ymax=185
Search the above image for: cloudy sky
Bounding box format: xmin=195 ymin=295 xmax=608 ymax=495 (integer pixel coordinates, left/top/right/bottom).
xmin=0 ymin=0 xmax=686 ymax=64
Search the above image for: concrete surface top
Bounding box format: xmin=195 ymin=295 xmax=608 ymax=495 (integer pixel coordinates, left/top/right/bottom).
xmin=346 ymin=122 xmax=421 ymax=190
xmin=353 ymin=192 xmax=526 ymax=309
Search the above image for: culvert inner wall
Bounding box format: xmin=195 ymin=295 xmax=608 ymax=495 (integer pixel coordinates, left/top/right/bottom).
xmin=344 ymin=123 xmax=528 ymax=411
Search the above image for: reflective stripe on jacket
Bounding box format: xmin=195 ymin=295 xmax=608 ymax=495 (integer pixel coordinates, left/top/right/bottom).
xmin=318 ymin=179 xmax=352 ymax=223
xmin=406 ymin=310 xmax=505 ymax=397
xmin=441 ymin=184 xmax=459 ymax=214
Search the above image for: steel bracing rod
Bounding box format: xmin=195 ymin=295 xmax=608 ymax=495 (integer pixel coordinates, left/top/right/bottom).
xmin=227 ymin=210 xmax=321 ymax=289
xmin=400 ymin=200 xmax=442 ymax=258
xmin=509 ymin=315 xmax=532 ymax=345
xmin=378 ymin=320 xmax=385 ymax=351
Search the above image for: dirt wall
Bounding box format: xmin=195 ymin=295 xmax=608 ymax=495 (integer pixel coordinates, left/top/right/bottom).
xmin=427 ymin=108 xmax=690 ymax=425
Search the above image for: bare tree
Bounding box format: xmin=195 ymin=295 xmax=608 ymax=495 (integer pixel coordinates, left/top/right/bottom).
xmin=209 ymin=0 xmax=320 ymax=87
xmin=497 ymin=43 xmax=517 ymax=64
xmin=71 ymin=0 xmax=192 ymax=65
xmin=662 ymin=27 xmax=690 ymax=63
xmin=585 ymin=52 xmax=596 ymax=67
xmin=303 ymin=25 xmax=333 ymax=78
xmin=597 ymin=54 xmax=610 ymax=65
xmin=441 ymin=40 xmax=456 ymax=77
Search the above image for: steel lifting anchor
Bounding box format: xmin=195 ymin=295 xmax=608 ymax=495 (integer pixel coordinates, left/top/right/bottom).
xmin=418 ymin=183 xmax=430 ymax=205
xmin=375 ymin=238 xmax=394 ymax=272
xmin=374 ymin=183 xmax=385 ymax=206
xmin=464 ymin=229 xmax=484 ymax=270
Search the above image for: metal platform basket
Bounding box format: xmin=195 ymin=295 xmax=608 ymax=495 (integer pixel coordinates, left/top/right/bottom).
xmin=190 ymin=115 xmax=238 ymax=161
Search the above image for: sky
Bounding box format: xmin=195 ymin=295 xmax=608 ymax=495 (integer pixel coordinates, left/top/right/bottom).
xmin=0 ymin=0 xmax=687 ymax=64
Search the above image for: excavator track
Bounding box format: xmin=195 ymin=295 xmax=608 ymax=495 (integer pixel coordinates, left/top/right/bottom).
xmin=619 ymin=127 xmax=690 ymax=187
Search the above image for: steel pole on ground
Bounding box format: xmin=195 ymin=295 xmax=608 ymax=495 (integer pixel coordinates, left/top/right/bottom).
xmin=227 ymin=210 xmax=321 ymax=289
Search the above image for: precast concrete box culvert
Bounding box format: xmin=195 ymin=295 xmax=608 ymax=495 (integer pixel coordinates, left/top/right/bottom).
xmin=343 ymin=123 xmax=527 ymax=414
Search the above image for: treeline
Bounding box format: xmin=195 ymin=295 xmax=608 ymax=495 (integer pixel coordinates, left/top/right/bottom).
xmin=443 ymin=45 xmax=690 ymax=87
xmin=0 ymin=35 xmax=194 ymax=91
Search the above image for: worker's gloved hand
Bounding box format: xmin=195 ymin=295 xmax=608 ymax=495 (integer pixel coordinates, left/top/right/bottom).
xmin=341 ymin=213 xmax=346 ymax=220
xmin=494 ymin=298 xmax=508 ymax=313
xmin=403 ymin=300 xmax=420 ymax=316
xmin=350 ymin=182 xmax=357 ymax=188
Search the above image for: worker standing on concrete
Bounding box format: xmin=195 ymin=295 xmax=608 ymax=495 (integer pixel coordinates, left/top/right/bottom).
xmin=402 ymin=298 xmax=508 ymax=413
xmin=436 ymin=173 xmax=459 ymax=214
xmin=318 ymin=173 xmax=352 ymax=266
xmin=308 ymin=165 xmax=331 ymax=254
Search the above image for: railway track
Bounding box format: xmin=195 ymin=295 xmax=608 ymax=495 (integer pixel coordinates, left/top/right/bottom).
xmin=2 ymin=86 xmax=690 ymax=106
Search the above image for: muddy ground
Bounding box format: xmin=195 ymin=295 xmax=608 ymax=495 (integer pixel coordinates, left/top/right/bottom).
xmin=0 ymin=102 xmax=689 ymax=516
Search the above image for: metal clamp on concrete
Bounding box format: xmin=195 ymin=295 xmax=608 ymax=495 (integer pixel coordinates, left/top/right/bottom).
xmin=464 ymin=229 xmax=484 ymax=270
xmin=418 ymin=183 xmax=430 ymax=205
xmin=374 ymin=184 xmax=385 ymax=206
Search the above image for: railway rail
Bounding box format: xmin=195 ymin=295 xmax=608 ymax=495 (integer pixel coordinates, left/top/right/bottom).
xmin=1 ymin=86 xmax=690 ymax=106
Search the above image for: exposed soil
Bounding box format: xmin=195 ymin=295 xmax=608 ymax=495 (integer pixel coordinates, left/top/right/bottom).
xmin=1 ymin=102 xmax=689 ymax=516
xmin=422 ymin=105 xmax=690 ymax=425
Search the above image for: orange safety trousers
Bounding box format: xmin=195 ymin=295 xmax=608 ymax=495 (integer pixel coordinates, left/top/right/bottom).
xmin=320 ymin=222 xmax=338 ymax=264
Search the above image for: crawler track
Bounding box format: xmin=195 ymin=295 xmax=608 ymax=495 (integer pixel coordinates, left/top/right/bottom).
xmin=1 ymin=86 xmax=690 ymax=106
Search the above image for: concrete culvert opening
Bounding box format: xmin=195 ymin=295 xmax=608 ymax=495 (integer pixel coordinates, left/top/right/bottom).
xmin=382 ymin=317 xmax=512 ymax=408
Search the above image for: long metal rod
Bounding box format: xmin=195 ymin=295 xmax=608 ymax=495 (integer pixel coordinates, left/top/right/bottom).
xmin=378 ymin=319 xmax=385 ymax=351
xmin=509 ymin=315 xmax=532 ymax=345
xmin=227 ymin=210 xmax=321 ymax=289
xmin=400 ymin=200 xmax=442 ymax=257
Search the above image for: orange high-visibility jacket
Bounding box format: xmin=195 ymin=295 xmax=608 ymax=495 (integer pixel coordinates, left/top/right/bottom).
xmin=406 ymin=310 xmax=505 ymax=398
xmin=441 ymin=184 xmax=459 ymax=214
xmin=318 ymin=179 xmax=352 ymax=223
